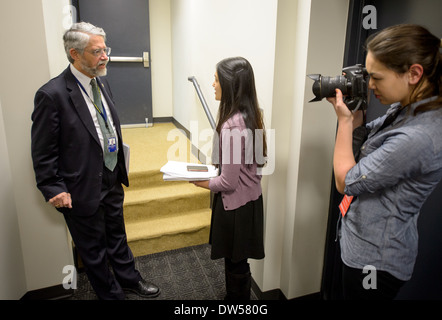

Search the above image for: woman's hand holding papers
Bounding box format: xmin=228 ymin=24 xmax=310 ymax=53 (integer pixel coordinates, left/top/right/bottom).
xmin=191 ymin=180 xmax=210 ymax=189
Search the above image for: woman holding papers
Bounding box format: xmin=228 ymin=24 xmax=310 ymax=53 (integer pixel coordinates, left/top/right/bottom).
xmin=192 ymin=57 xmax=266 ymax=300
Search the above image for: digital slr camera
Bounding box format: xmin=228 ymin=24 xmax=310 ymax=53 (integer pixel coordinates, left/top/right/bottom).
xmin=307 ymin=64 xmax=368 ymax=111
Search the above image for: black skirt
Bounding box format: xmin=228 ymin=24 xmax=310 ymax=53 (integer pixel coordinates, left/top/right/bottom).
xmin=209 ymin=192 xmax=265 ymax=262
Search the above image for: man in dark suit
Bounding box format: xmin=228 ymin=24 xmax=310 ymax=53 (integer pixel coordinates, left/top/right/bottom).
xmin=31 ymin=22 xmax=159 ymax=300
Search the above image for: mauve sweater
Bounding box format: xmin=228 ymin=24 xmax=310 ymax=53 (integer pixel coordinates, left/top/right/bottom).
xmin=209 ymin=112 xmax=262 ymax=210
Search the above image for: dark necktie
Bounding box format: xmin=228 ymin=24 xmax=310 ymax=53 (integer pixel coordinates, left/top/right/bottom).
xmin=90 ymin=79 xmax=117 ymax=171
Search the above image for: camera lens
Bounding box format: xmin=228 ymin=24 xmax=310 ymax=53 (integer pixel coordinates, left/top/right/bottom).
xmin=307 ymin=64 xmax=368 ymax=111
xmin=308 ymin=75 xmax=348 ymax=102
xmin=319 ymin=75 xmax=347 ymax=99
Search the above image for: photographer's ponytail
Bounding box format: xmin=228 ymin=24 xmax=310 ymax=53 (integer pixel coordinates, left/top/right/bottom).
xmin=415 ymin=42 xmax=442 ymax=114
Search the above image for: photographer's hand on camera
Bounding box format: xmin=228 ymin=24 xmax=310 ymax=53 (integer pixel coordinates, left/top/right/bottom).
xmin=328 ymin=88 xmax=352 ymax=121
xmin=327 ymin=89 xmax=357 ymax=194
xmin=327 ymin=89 xmax=364 ymax=129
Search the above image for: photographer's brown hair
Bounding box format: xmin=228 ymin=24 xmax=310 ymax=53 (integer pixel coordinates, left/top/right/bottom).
xmin=366 ymin=24 xmax=441 ymax=114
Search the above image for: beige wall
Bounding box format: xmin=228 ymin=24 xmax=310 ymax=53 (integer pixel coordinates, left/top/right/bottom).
xmin=0 ymin=99 xmax=27 ymax=299
xmin=150 ymin=0 xmax=174 ymax=119
xmin=270 ymin=0 xmax=348 ymax=298
xmin=0 ymin=0 xmax=73 ymax=297
xmin=170 ymin=0 xmax=278 ymax=135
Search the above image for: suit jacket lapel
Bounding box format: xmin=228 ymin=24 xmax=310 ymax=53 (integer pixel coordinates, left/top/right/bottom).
xmin=64 ymin=67 xmax=101 ymax=147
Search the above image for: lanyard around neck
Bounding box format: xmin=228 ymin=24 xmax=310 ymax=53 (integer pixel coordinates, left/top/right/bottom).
xmin=75 ymin=77 xmax=109 ymax=124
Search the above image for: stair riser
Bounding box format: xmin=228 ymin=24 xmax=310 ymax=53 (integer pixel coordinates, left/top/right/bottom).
xmin=128 ymin=227 xmax=210 ymax=257
xmin=124 ymin=194 xmax=211 ymax=223
xmin=126 ymin=171 xmax=165 ymax=190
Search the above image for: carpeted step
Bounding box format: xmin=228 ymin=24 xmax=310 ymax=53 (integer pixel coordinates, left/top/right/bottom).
xmin=121 ymin=124 xmax=212 ymax=257
xmin=126 ymin=208 xmax=211 ymax=257
xmin=123 ymin=182 xmax=211 ymax=223
xmin=127 ymin=225 xmax=211 ymax=257
xmin=127 ymin=170 xmax=165 ymax=189
xmin=126 ymin=208 xmax=211 ymax=242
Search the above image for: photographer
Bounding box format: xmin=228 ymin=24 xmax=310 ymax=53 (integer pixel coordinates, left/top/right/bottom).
xmin=327 ymin=24 xmax=442 ymax=300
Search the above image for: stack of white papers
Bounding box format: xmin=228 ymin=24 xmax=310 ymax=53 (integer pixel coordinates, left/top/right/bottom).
xmin=160 ymin=161 xmax=219 ymax=181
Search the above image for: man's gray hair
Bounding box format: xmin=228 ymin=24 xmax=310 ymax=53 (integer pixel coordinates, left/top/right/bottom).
xmin=63 ymin=22 xmax=106 ymax=63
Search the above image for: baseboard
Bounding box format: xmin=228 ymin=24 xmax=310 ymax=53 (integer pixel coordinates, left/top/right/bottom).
xmin=121 ymin=117 xmax=174 ymax=127
xmin=251 ymin=278 xmax=287 ymax=300
xmin=251 ymin=278 xmax=321 ymax=300
xmin=153 ymin=116 xmax=174 ymax=123
xmin=120 ymin=117 xmax=207 ymax=163
xmin=21 ymin=284 xmax=73 ymax=300
xmin=121 ymin=123 xmax=152 ymax=129
xmin=292 ymin=292 xmax=321 ymax=300
xmin=171 ymin=118 xmax=189 ymax=137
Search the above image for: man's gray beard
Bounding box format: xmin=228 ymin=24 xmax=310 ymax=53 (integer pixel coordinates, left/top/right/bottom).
xmin=82 ymin=61 xmax=108 ymax=77
xmin=96 ymin=68 xmax=107 ymax=77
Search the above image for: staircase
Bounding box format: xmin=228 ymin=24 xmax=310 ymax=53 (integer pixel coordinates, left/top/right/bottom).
xmin=121 ymin=123 xmax=212 ymax=257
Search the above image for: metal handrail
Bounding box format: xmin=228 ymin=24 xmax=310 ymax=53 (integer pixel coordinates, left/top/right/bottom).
xmin=188 ymin=76 xmax=216 ymax=129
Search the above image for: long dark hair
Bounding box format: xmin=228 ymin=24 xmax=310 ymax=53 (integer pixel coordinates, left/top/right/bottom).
xmin=366 ymin=24 xmax=442 ymax=114
xmin=215 ymin=57 xmax=267 ymax=160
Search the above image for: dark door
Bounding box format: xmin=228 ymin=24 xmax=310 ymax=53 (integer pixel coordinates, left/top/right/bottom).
xmin=322 ymin=0 xmax=442 ymax=300
xmin=75 ymin=0 xmax=153 ymax=125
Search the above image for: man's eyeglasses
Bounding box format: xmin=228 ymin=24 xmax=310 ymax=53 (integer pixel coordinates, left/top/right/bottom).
xmin=87 ymin=47 xmax=111 ymax=57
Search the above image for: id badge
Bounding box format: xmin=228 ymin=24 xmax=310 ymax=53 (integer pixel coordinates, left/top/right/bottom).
xmin=107 ymin=136 xmax=117 ymax=153
xmin=339 ymin=195 xmax=353 ymax=217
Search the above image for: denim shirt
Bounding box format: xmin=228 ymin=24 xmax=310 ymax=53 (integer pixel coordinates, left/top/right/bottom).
xmin=340 ymin=97 xmax=442 ymax=281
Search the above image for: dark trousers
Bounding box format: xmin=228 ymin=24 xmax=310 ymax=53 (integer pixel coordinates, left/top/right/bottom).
xmin=63 ymin=166 xmax=141 ymax=300
xmin=342 ymin=263 xmax=405 ymax=300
